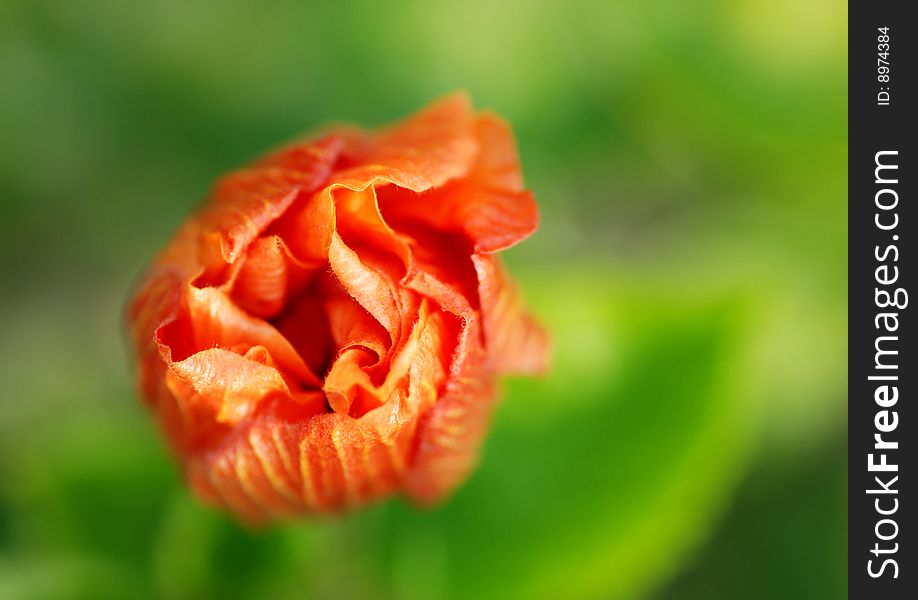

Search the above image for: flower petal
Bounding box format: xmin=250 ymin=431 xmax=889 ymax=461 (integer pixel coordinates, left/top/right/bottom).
xmin=202 ymin=134 xmax=343 ymax=264
xmin=230 ymin=235 xmax=315 ymax=320
xmin=166 ymin=347 xmax=290 ymax=428
xmin=270 ymin=185 xmax=336 ymax=267
xmin=324 ymin=298 xmax=447 ymax=418
xmin=328 ymin=231 xmax=408 ymax=347
xmin=272 ymin=288 xmax=333 ymax=378
xmin=127 ymin=270 xmax=185 ymax=402
xmin=185 ymin=301 xmax=449 ymax=519
xmin=376 ymin=115 xmax=538 ymax=253
xmin=333 ymin=93 xmax=478 ymax=193
xmin=333 ymin=185 xmax=411 ymax=277
xmin=473 ymin=254 xmax=550 ymax=375
xmin=181 ymin=286 xmax=323 ymax=387
xmin=405 ymin=315 xmax=494 ymax=504
xmin=467 ymin=112 xmax=526 ymax=192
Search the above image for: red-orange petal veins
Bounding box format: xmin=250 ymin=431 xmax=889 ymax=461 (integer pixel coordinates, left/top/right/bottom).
xmin=126 ymin=94 xmax=549 ymax=522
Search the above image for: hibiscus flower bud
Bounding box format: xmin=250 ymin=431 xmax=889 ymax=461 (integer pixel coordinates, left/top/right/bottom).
xmin=126 ymin=93 xmax=549 ymax=521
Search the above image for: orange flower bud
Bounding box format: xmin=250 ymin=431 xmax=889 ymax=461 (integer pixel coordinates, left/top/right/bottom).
xmin=126 ymin=94 xmax=549 ymax=521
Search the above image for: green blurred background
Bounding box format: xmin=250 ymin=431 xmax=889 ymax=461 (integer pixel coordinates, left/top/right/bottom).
xmin=0 ymin=1 xmax=846 ymax=598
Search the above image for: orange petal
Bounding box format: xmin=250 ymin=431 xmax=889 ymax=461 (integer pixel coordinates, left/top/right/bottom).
xmin=269 ymin=185 xmax=336 ymax=267
xmin=166 ymin=347 xmax=289 ymax=427
xmin=174 ymin=134 xmax=342 ymax=288
xmin=230 ymin=235 xmax=315 ymax=320
xmin=127 ymin=270 xmax=185 ymax=402
xmin=405 ymin=314 xmax=494 ymax=504
xmin=273 ymin=289 xmax=333 ymax=380
xmin=376 ymin=114 xmax=538 ymax=253
xmin=186 ymin=302 xmax=449 ymax=519
xmin=324 ymin=299 xmax=447 ymax=418
xmin=467 ymin=112 xmax=526 ymax=192
xmin=332 ymin=185 xmax=411 ymax=278
xmin=323 ymin=348 xmax=378 ymax=415
xmin=176 ymin=286 xmax=322 ymax=387
xmin=328 ymin=231 xmax=405 ymax=343
xmin=204 ymin=135 xmax=342 ymax=263
xmin=324 ymin=289 xmax=391 ymax=361
xmin=473 ymin=254 xmax=550 ymax=375
xmin=400 ymin=225 xmax=480 ymax=315
xmin=333 ymin=93 xmax=478 ymax=193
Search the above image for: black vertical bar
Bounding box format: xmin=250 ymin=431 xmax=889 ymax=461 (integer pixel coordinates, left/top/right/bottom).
xmin=849 ymin=1 xmax=914 ymax=598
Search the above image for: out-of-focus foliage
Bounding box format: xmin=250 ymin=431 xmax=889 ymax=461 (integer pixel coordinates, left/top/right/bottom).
xmin=0 ymin=1 xmax=846 ymax=599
